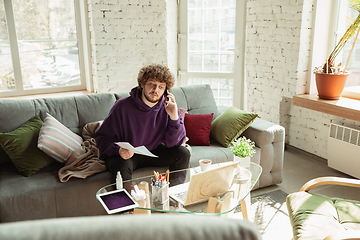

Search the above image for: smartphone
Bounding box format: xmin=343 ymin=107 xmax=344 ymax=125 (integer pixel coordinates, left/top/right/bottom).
xmin=164 ymin=89 xmax=169 ymax=102
xmin=164 ymin=89 xmax=169 ymax=106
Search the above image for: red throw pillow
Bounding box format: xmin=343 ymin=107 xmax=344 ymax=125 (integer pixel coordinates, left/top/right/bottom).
xmin=184 ymin=113 xmax=214 ymax=146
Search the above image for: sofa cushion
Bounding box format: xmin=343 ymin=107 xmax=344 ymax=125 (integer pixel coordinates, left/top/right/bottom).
xmin=180 ymin=84 xmax=219 ymax=117
xmin=210 ymin=106 xmax=258 ymax=148
xmin=33 ymin=97 xmax=82 ymax=135
xmin=0 ymin=99 xmax=36 ymax=134
xmin=38 ymin=113 xmax=83 ymax=163
xmin=0 ymin=116 xmax=54 ymax=177
xmin=76 ymin=93 xmax=117 ymax=131
xmin=0 ymin=161 xmax=111 ymax=223
xmin=114 ymin=92 xmax=130 ymax=100
xmin=171 ymin=87 xmax=188 ymax=110
xmin=184 ymin=113 xmax=214 ymax=146
xmin=188 ymin=140 xmax=235 ymax=167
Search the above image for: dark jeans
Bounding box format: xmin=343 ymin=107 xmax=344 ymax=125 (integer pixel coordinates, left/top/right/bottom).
xmin=105 ymin=145 xmax=190 ymax=187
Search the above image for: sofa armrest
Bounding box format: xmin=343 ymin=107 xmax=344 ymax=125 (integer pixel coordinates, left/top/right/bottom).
xmin=243 ymin=118 xmax=285 ymax=146
xmin=242 ymin=118 xmax=285 ymax=188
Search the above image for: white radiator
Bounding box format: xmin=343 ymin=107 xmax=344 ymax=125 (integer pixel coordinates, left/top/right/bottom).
xmin=328 ymin=123 xmax=360 ymax=179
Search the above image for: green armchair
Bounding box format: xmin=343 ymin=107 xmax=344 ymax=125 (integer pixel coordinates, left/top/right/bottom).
xmin=286 ymin=177 xmax=360 ymax=240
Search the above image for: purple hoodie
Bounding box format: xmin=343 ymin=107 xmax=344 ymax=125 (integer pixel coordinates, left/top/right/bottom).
xmin=94 ymin=87 xmax=186 ymax=157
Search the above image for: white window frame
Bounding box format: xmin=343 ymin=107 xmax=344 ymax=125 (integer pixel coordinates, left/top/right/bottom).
xmin=308 ymin=0 xmax=339 ymax=94
xmin=309 ymin=0 xmax=360 ymax=99
xmin=178 ymin=0 xmax=247 ymax=109
xmin=0 ymin=0 xmax=92 ymax=98
xmin=337 ymin=0 xmax=360 ymax=99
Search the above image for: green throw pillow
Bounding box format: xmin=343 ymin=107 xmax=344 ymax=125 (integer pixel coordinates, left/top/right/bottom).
xmin=0 ymin=115 xmax=54 ymax=177
xmin=210 ymin=106 xmax=258 ymax=148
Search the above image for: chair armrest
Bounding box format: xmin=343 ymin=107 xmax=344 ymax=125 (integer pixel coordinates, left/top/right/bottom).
xmin=323 ymin=230 xmax=360 ymax=240
xmin=300 ymin=176 xmax=360 ymax=192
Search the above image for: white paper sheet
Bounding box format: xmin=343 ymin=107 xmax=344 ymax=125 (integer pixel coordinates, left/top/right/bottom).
xmin=115 ymin=142 xmax=158 ymax=158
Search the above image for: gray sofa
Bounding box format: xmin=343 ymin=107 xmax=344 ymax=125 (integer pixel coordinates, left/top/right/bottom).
xmin=0 ymin=84 xmax=285 ymax=223
xmin=0 ymin=214 xmax=262 ymax=240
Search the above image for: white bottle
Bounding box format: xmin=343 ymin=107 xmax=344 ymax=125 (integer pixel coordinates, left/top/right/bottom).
xmin=116 ymin=171 xmax=123 ymax=190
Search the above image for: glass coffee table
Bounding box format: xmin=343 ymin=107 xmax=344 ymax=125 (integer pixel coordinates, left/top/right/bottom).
xmin=96 ymin=162 xmax=262 ymax=219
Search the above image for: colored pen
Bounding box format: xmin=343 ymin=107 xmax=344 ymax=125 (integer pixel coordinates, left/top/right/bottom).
xmin=166 ymin=170 xmax=169 ymax=184
xmin=153 ymin=171 xmax=159 ymax=181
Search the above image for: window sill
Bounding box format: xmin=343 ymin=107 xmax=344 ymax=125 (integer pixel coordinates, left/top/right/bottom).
xmin=292 ymin=94 xmax=360 ymax=121
xmin=1 ymin=90 xmax=92 ymax=100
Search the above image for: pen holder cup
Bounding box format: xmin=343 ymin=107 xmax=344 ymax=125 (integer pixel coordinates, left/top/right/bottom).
xmin=153 ymin=199 xmax=170 ymax=210
xmin=152 ymin=183 xmax=169 ymax=204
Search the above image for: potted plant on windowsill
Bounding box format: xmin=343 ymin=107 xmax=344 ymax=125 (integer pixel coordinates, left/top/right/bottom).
xmin=314 ymin=0 xmax=360 ymax=100
xmin=230 ymin=136 xmax=256 ymax=168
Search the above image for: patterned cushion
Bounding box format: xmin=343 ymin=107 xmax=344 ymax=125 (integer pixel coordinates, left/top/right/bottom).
xmin=38 ymin=113 xmax=83 ymax=163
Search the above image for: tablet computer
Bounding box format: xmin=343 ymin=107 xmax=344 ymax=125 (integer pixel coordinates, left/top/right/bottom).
xmin=97 ymin=189 xmax=139 ymax=214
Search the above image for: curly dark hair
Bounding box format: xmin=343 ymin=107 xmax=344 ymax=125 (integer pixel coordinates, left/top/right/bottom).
xmin=137 ymin=63 xmax=175 ymax=91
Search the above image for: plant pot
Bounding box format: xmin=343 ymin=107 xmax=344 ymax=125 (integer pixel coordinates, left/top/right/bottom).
xmin=234 ymin=156 xmax=250 ymax=168
xmin=314 ymin=72 xmax=350 ymax=100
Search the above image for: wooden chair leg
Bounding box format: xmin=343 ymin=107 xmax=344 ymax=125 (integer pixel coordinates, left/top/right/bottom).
xmin=241 ymin=193 xmax=251 ymax=219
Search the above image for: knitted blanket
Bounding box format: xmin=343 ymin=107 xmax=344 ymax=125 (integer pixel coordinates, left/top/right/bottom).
xmin=58 ymin=121 xmax=106 ymax=182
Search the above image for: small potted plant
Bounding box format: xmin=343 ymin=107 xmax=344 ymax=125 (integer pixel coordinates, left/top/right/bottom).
xmin=230 ymin=136 xmax=256 ymax=168
xmin=314 ymin=0 xmax=360 ymax=100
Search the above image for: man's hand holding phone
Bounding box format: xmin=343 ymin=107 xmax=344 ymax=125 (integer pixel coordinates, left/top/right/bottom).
xmin=164 ymin=90 xmax=179 ymax=121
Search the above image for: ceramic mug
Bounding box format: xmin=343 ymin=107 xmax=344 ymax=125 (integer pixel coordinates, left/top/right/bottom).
xmin=199 ymin=159 xmax=212 ymax=171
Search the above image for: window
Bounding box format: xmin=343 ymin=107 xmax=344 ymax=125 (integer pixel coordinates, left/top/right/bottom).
xmin=179 ymin=0 xmax=246 ymax=108
xmin=336 ymin=0 xmax=360 ymax=99
xmin=0 ymin=0 xmax=88 ymax=98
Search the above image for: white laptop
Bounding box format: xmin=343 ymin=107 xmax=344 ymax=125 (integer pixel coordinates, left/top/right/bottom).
xmin=169 ymin=162 xmax=238 ymax=206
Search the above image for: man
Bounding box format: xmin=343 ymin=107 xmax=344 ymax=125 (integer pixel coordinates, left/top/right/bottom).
xmin=95 ymin=63 xmax=190 ymax=187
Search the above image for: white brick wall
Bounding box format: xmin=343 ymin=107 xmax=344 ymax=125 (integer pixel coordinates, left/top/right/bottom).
xmin=245 ymin=0 xmax=360 ymax=159
xmin=88 ymin=0 xmax=174 ymax=93
xmin=288 ymin=105 xmax=360 ymax=158
xmin=87 ymin=0 xmax=360 ymax=160
xmin=245 ymin=0 xmax=304 ymax=124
